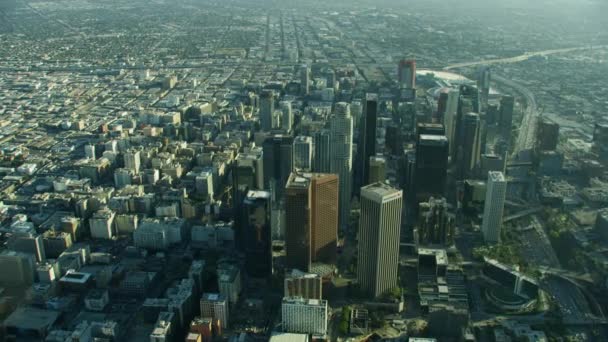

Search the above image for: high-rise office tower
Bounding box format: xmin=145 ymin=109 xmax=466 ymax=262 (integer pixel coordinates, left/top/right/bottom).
xmin=313 ymin=129 xmax=331 ymax=173
xmin=360 ymin=94 xmax=378 ymax=187
xmin=285 ymin=172 xmax=339 ymax=271
xmin=300 ymin=65 xmax=311 ymax=96
xmin=234 ymin=147 xmax=264 ymax=191
xmin=350 ymin=100 xmax=363 ymax=130
xmin=444 ymin=88 xmax=460 ymax=159
xmin=401 ymin=151 xmax=417 ymax=206
xmin=263 ymin=134 xmax=293 ymax=201
xmin=537 ymin=119 xmax=560 ymax=151
xmin=453 ymin=85 xmax=480 ymax=161
xmin=398 ymin=59 xmax=416 ymax=89
xmin=415 ymin=134 xmax=449 ymax=202
xmin=233 ymin=147 xmax=264 ymax=249
xmin=242 ymin=190 xmax=272 ymax=277
xmin=368 ymin=155 xmax=386 ymax=184
xmin=460 ymin=113 xmax=481 ymax=179
xmin=260 ymin=90 xmax=275 ymax=131
xmin=437 ymin=90 xmax=449 ymax=119
xmin=280 ymin=101 xmax=293 ymax=132
xmin=477 ymin=67 xmax=491 ymax=111
xmin=482 ymin=171 xmax=507 ymax=243
xmin=499 ymin=95 xmax=514 ymax=137
xmin=124 ymin=150 xmax=141 ymax=175
xmin=357 ymin=183 xmax=403 ymax=298
xmin=330 ymin=102 xmax=354 ymax=228
xmin=293 ymin=136 xmax=313 ymax=171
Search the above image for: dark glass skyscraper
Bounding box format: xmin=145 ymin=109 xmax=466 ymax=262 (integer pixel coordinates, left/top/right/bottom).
xmin=243 ymin=190 xmax=272 ymax=277
xmin=263 ymin=134 xmax=294 ymax=201
xmin=313 ymin=129 xmax=331 ymax=173
xmin=360 ymin=93 xmax=378 ymax=187
xmin=260 ymin=90 xmax=275 ymax=131
xmin=499 ymin=95 xmax=514 ymax=137
xmin=415 ymin=134 xmax=449 ymax=203
xmin=460 ymin=113 xmax=481 ymax=179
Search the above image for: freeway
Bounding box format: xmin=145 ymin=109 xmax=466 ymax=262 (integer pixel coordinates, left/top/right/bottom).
xmin=442 ymin=45 xmax=607 ymax=71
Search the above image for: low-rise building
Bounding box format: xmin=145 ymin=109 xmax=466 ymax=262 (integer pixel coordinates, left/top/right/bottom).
xmin=281 ymin=297 xmax=328 ymax=337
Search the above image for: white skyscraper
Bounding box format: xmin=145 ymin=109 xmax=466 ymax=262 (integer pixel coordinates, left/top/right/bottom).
xmin=357 ymin=183 xmax=403 ymax=298
xmin=482 ymin=171 xmax=507 ymax=243
xmin=300 ymin=65 xmax=311 ymax=96
xmin=282 ymin=297 xmax=328 ymax=336
xmin=293 ymin=136 xmax=313 ymax=171
xmin=444 ymin=88 xmax=460 ymax=160
xmin=329 ymin=102 xmax=353 ymax=229
xmin=280 ymin=101 xmax=293 ymax=132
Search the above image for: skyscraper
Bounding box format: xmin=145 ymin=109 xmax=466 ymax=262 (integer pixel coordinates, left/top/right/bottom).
xmin=263 ymin=134 xmax=293 ymax=201
xmin=398 ymin=59 xmax=416 ymax=89
xmin=300 ymin=65 xmax=311 ymax=96
xmin=477 ymin=67 xmax=491 ymax=111
xmin=233 ymin=147 xmax=264 ymax=250
xmin=482 ymin=171 xmax=507 ymax=243
xmin=453 ymin=85 xmax=481 ymax=161
xmin=280 ymin=101 xmax=293 ymax=132
xmin=285 ymin=172 xmax=339 ymax=271
xmin=313 ymin=129 xmax=331 ymax=173
xmin=444 ymin=88 xmax=460 ymax=159
xmin=357 ymin=183 xmax=403 ymax=298
xmin=242 ymin=190 xmax=272 ymax=277
xmin=360 ymin=94 xmax=378 ymax=187
xmin=234 ymin=147 xmax=264 ymax=191
xmin=293 ymin=136 xmax=313 ymax=171
xmin=415 ymin=134 xmax=449 ymax=202
xmin=537 ymin=119 xmax=560 ymax=151
xmin=329 ymin=102 xmax=354 ymax=228
xmin=260 ymin=90 xmax=275 ymax=131
xmin=460 ymin=113 xmax=481 ymax=179
xmin=499 ymin=95 xmax=514 ymax=137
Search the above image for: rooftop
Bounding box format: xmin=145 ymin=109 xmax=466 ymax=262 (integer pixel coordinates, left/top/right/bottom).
xmin=4 ymin=307 xmax=60 ymax=330
xmin=419 ymin=248 xmax=448 ymax=266
xmin=270 ymin=333 xmax=309 ymax=342
xmin=361 ymin=182 xmax=402 ymax=202
xmin=488 ymin=171 xmax=506 ymax=182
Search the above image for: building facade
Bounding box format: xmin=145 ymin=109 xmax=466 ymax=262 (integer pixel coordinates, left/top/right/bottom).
xmin=285 ymin=172 xmax=339 ymax=271
xmin=482 ymin=171 xmax=507 ymax=243
xmin=329 ymin=102 xmax=353 ymax=228
xmin=281 ymin=297 xmax=328 ymax=336
xmin=357 ymin=183 xmax=403 ymax=298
